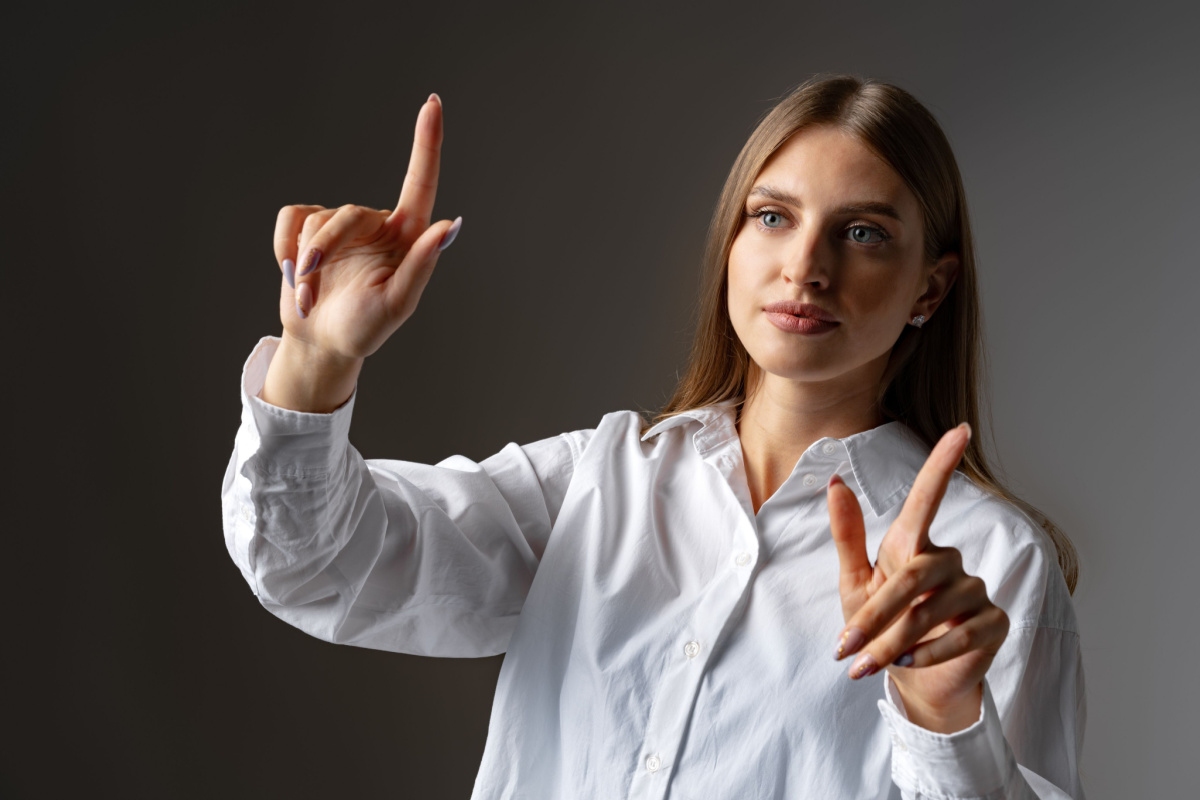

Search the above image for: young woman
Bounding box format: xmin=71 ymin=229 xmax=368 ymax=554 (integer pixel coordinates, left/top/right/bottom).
xmin=222 ymin=75 xmax=1085 ymax=798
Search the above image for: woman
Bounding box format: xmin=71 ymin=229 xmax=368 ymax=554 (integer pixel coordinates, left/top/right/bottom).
xmin=222 ymin=74 xmax=1085 ymax=798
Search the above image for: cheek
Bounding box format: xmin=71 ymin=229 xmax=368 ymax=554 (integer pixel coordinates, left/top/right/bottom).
xmin=726 ymin=232 xmax=758 ymax=307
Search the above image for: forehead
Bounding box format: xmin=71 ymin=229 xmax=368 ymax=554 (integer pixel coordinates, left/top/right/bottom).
xmin=754 ymin=125 xmax=916 ymax=213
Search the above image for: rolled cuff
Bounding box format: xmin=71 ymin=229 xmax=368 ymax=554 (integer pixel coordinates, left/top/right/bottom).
xmin=238 ymin=335 xmax=358 ymax=477
xmin=878 ymin=677 xmax=1019 ymax=799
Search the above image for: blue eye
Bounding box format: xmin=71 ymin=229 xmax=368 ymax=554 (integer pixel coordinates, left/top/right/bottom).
xmin=746 ymin=208 xmax=788 ymax=229
xmin=848 ymin=224 xmax=887 ymax=244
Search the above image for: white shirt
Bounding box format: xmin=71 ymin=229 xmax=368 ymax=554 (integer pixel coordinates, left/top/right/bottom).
xmin=222 ymin=335 xmax=1086 ymax=799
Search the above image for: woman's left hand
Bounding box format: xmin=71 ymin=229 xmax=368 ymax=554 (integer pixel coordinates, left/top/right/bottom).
xmin=825 ymin=423 xmax=1010 ymax=734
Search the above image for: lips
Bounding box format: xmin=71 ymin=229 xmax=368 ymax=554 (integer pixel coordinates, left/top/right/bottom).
xmin=762 ymin=301 xmax=839 ymax=323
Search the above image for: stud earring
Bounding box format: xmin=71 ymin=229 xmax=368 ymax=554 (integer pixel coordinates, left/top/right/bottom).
xmin=910 ymin=314 xmax=926 ymax=328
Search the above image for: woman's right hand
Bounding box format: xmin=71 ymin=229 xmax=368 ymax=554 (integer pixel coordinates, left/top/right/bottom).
xmin=272 ymin=93 xmax=462 ymax=363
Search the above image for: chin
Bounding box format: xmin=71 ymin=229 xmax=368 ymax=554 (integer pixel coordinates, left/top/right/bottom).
xmin=747 ymin=348 xmax=844 ymax=384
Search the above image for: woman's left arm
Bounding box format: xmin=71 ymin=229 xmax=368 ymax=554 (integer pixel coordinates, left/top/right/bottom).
xmin=826 ymin=424 xmax=1086 ymax=799
xmin=876 ymin=590 xmax=1085 ymax=799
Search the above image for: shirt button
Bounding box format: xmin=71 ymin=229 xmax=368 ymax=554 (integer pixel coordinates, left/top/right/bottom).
xmin=684 ymin=641 xmax=701 ymax=658
xmin=802 ymin=472 xmax=818 ymax=486
xmin=892 ymin=734 xmax=908 ymax=753
xmin=646 ymin=754 xmax=661 ymax=773
xmin=822 ymin=442 xmax=836 ymax=454
xmin=734 ymin=552 xmax=751 ymax=567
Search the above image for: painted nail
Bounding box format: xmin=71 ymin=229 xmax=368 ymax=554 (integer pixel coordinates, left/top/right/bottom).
xmin=296 ymin=282 xmax=311 ymax=319
xmin=298 ymin=248 xmax=322 ymax=277
xmin=283 ymin=258 xmax=295 ymax=288
xmin=828 ymin=473 xmax=844 ymax=489
xmin=849 ymin=652 xmax=879 ymax=680
xmin=959 ymin=422 xmax=972 ymax=442
xmin=893 ymin=652 xmax=915 ymax=667
xmin=835 ymin=627 xmax=867 ymax=660
xmin=428 ymin=92 xmax=441 ymax=105
xmin=438 ymin=216 xmax=462 ymax=251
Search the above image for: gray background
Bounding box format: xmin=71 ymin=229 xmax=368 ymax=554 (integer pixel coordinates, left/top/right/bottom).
xmin=5 ymin=0 xmax=1196 ymax=796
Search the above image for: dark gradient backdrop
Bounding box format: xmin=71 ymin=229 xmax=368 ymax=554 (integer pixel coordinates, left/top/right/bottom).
xmin=5 ymin=1 xmax=1197 ymax=797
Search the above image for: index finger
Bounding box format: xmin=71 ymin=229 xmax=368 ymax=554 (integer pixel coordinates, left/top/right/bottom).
xmin=892 ymin=422 xmax=971 ymax=556
xmin=389 ymin=93 xmax=444 ymax=234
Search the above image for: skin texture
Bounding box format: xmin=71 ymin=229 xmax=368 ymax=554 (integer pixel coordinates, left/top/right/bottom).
xmin=728 ymin=125 xmax=1007 ymax=733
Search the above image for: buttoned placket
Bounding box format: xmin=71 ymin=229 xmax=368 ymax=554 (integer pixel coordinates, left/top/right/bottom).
xmin=761 ymin=439 xmax=849 ymax=552
xmin=625 ymin=431 xmax=849 ymax=800
xmin=625 ymin=426 xmax=759 ymax=800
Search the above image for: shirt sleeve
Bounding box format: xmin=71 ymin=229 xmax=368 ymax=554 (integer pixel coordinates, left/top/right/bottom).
xmin=873 ymin=516 xmax=1087 ymax=799
xmin=220 ymin=335 xmax=593 ymax=658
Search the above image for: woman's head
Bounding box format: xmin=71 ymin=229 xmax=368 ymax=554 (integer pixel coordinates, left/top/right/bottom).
xmin=726 ymin=122 xmax=960 ymax=410
xmin=648 ymin=73 xmax=1078 ymax=592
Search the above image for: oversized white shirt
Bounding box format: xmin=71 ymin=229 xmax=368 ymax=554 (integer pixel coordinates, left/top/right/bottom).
xmin=222 ymin=335 xmax=1086 ymax=799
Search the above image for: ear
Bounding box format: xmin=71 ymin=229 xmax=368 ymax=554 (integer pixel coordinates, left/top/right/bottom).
xmin=912 ymin=251 xmax=960 ymax=320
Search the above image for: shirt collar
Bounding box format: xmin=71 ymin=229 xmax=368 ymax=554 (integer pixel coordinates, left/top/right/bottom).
xmin=641 ymin=401 xmax=932 ymax=517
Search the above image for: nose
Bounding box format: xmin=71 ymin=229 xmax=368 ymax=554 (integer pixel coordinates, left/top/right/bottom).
xmin=781 ymin=225 xmax=830 ymax=289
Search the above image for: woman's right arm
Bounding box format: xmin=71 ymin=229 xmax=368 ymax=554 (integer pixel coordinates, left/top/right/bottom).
xmin=220 ymin=95 xmax=589 ymax=656
xmin=222 ymin=335 xmax=590 ymax=658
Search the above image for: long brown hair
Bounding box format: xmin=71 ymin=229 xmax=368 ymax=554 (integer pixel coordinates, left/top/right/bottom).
xmin=644 ymin=73 xmax=1078 ymax=593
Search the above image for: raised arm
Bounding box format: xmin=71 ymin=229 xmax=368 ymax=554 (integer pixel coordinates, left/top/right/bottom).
xmin=222 ymin=335 xmax=591 ymax=657
xmin=221 ymin=94 xmax=588 ymax=657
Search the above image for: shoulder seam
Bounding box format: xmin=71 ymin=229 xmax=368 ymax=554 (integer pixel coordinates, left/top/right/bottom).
xmin=562 ymin=431 xmax=582 ymax=467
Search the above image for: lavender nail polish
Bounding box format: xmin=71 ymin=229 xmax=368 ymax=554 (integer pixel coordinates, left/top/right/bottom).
xmin=849 ymin=652 xmax=879 ymax=679
xmin=893 ymin=652 xmax=915 ymax=667
xmin=296 ymin=282 xmax=310 ymax=319
xmin=438 ymin=216 xmax=463 ymax=251
xmin=835 ymin=627 xmax=867 ymax=660
xmin=298 ymin=248 xmax=321 ymax=277
xmin=283 ymin=258 xmax=295 ymax=288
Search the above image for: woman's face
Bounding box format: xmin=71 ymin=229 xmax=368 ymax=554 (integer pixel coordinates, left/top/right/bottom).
xmin=727 ymin=124 xmax=957 ymax=393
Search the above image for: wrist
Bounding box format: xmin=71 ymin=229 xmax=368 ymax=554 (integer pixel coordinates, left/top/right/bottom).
xmin=891 ymin=679 xmax=983 ymax=734
xmin=260 ymin=333 xmax=364 ymax=413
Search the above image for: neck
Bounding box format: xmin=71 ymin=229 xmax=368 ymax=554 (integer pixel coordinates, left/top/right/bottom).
xmin=736 ymin=359 xmax=888 ymax=515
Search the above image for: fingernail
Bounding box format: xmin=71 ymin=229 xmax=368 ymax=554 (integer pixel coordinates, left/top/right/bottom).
xmin=835 ymin=627 xmax=867 ymax=660
xmin=283 ymin=258 xmax=295 ymax=289
xmin=849 ymin=652 xmax=879 ymax=679
xmin=296 ymin=282 xmax=311 ymax=319
xmin=428 ymin=92 xmax=441 ymax=105
xmin=959 ymin=422 xmax=972 ymax=442
xmin=438 ymin=216 xmax=462 ymax=251
xmin=828 ymin=473 xmax=844 ymax=489
xmin=298 ymin=248 xmax=322 ymax=277
xmin=893 ymin=652 xmax=915 ymax=667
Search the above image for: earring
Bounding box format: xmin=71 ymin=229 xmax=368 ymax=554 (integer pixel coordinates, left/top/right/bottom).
xmin=910 ymin=314 xmax=926 ymax=328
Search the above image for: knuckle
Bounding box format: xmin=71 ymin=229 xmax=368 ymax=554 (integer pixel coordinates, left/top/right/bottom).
xmin=893 ymin=521 xmax=921 ymax=542
xmin=898 ymin=564 xmax=926 ymax=594
xmin=302 ymin=213 xmax=326 ymax=235
xmin=405 ymin=168 xmax=438 ymax=191
xmin=954 ymin=624 xmax=978 ymax=651
xmin=907 ymin=486 xmax=934 ymax=509
xmin=413 ymin=140 xmax=441 ymax=157
xmin=909 ymin=604 xmax=931 ymax=631
xmin=966 ymin=575 xmax=988 ymax=601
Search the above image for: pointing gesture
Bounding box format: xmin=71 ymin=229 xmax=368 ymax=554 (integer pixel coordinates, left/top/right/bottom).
xmin=826 ymin=423 xmax=1010 ymax=734
xmin=270 ymin=93 xmax=463 ymax=363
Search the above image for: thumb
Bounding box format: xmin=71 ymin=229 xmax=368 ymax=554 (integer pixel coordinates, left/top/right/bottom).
xmin=827 ymin=474 xmax=871 ymax=601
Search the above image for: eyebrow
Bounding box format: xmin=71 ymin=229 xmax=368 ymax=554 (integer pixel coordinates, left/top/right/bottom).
xmin=747 ymin=184 xmax=905 ymax=223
